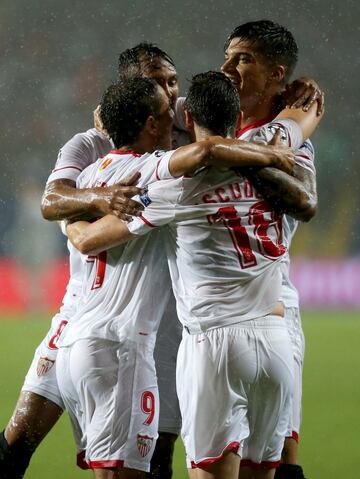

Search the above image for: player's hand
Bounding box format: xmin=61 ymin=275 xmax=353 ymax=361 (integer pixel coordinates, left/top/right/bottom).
xmin=268 ymin=131 xmax=295 ymax=175
xmin=283 ymin=77 xmax=324 ymax=116
xmin=94 ymin=172 xmax=145 ymax=221
xmin=93 ymin=105 xmax=110 ymax=138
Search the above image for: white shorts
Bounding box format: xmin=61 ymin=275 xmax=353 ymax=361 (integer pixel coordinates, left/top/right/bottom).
xmin=154 ymin=305 xmax=182 ymax=435
xmin=56 ymin=337 xmax=159 ymax=472
xmin=284 ymin=307 xmax=305 ymax=439
xmin=177 ymin=316 xmax=294 ymax=470
xmin=21 ymin=311 xmax=71 ymax=409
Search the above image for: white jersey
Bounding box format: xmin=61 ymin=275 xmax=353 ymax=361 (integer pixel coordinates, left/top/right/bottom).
xmin=237 ymin=118 xmax=316 ymax=308
xmin=59 ymin=149 xmax=176 ymax=347
xmin=128 ymin=159 xmax=288 ymax=334
xmin=47 ymin=128 xmax=113 ymax=183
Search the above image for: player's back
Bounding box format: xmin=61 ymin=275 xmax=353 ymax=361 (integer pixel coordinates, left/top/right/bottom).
xmin=131 ymin=164 xmax=287 ymax=333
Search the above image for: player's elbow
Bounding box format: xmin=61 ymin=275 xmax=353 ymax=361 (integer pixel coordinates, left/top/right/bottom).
xmin=295 ymin=193 xmax=318 ymax=222
xmin=41 ymin=191 xmax=56 ymax=220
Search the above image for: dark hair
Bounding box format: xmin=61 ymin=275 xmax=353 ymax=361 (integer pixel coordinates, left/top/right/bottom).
xmin=184 ymin=71 xmax=240 ymax=137
xmin=118 ymin=42 xmax=176 ymax=78
xmin=224 ymin=20 xmax=298 ymax=82
xmin=100 ymin=77 xmax=161 ymax=148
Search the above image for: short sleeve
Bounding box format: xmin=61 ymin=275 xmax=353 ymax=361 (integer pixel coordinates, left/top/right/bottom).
xmin=127 ymin=178 xmax=182 ymax=236
xmin=46 ymin=129 xmax=112 ymax=184
xmin=252 ymin=119 xmax=303 ymax=149
xmin=150 ymin=150 xmax=177 ymax=180
xmin=295 ymin=140 xmax=316 ymax=175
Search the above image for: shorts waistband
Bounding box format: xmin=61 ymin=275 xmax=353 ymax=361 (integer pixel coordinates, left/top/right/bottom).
xmin=183 ymin=315 xmax=286 ymax=335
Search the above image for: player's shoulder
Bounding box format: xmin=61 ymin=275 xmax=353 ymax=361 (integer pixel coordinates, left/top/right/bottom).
xmin=297 ymin=138 xmax=315 ymax=162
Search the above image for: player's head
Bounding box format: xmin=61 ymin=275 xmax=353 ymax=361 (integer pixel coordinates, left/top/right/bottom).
xmin=184 ymin=71 xmax=240 ymax=138
xmin=100 ymin=77 xmax=173 ymax=151
xmin=222 ymin=20 xmax=298 ymax=97
xmin=118 ymin=42 xmax=179 ymax=109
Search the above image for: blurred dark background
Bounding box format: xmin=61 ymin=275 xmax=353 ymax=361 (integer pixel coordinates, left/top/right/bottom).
xmin=1 ymin=0 xmax=359 ymax=310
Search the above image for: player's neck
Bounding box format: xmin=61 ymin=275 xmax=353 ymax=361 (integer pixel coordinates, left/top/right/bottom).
xmin=240 ymin=93 xmax=282 ymax=129
xmin=120 ymin=138 xmax=155 ymax=155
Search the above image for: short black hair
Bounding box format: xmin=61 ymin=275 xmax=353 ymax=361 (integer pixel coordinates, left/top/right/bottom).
xmin=100 ymin=77 xmax=161 ymax=148
xmin=185 ymin=71 xmax=240 ymax=137
xmin=118 ymin=42 xmax=176 ymax=78
xmin=224 ymin=20 xmax=298 ymax=82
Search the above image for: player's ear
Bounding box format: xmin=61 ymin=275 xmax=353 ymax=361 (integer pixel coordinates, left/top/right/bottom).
xmin=271 ymin=65 xmax=286 ymax=83
xmin=145 ymin=115 xmax=157 ymax=136
xmin=185 ymin=110 xmax=194 ymax=132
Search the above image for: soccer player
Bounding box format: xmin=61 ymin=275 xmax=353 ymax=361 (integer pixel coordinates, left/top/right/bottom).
xmin=65 ymin=71 xmax=319 ymax=479
xmin=0 ymin=41 xmax=321 ymax=479
xmin=57 ymin=74 xmax=297 ymax=478
xmin=221 ymin=20 xmax=319 ymax=479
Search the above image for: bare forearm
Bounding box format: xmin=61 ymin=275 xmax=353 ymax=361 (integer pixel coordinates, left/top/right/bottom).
xmin=41 ymin=182 xmax=100 ymax=221
xmin=67 ymin=216 xmax=134 ymax=256
xmin=169 ymin=137 xmax=293 ymax=177
xmin=246 ymin=166 xmax=317 ymax=222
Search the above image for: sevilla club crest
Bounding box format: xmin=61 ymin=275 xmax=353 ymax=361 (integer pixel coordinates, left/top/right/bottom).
xmin=136 ymin=434 xmax=153 ymax=457
xmin=37 ymin=357 xmax=55 ymax=377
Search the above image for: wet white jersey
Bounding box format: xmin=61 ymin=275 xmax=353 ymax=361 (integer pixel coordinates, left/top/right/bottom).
xmin=237 ymin=118 xmax=316 ymax=307
xmin=47 ymin=128 xmax=113 ymax=183
xmin=128 ymin=156 xmax=288 ymax=334
xmin=59 ymin=150 xmax=176 ymax=347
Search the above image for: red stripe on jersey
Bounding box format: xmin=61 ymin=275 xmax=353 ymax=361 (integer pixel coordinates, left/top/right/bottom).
xmin=236 ymin=115 xmax=275 ymax=138
xmin=52 ymin=165 xmax=83 ymax=173
xmin=241 ymin=459 xmax=281 ymax=470
xmin=156 ymin=159 xmax=161 ymax=180
xmin=297 ymin=154 xmax=312 ymax=162
xmin=191 ymin=442 xmax=240 ymax=469
xmin=139 ymin=215 xmax=157 ymax=228
xmin=109 ymin=149 xmax=141 ymax=157
xmin=89 ymin=460 xmax=124 ymax=469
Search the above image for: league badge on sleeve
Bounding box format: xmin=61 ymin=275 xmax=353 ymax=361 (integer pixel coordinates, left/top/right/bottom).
xmin=139 ymin=187 xmax=152 ymax=207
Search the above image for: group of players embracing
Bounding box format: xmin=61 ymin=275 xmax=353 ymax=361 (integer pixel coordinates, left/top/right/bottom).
xmin=0 ymin=20 xmax=324 ymax=479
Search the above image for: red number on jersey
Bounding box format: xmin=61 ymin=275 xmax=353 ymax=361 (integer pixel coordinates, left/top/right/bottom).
xmin=48 ymin=320 xmax=68 ymax=350
xmin=207 ymin=205 xmax=257 ymax=268
xmin=141 ymin=391 xmax=155 ymax=426
xmin=207 ymin=201 xmax=285 ymax=268
xmin=91 ymin=251 xmax=107 ymax=290
xmin=249 ymin=200 xmax=286 ymax=259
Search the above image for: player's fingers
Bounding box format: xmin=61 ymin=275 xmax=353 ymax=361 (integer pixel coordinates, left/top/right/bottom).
xmin=114 ymin=185 xmax=144 ymax=198
xmin=286 ymin=85 xmax=307 ymax=108
xmin=117 ymin=171 xmax=141 ymax=187
xmin=268 ymin=130 xmax=282 ymax=145
xmin=289 ymin=87 xmax=311 ymax=109
xmin=301 ymin=89 xmax=321 ymax=112
xmin=113 ymin=197 xmax=144 ymax=214
xmin=317 ymin=91 xmax=325 ymax=116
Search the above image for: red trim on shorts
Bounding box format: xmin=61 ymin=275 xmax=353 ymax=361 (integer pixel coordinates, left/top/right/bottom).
xmin=139 ymin=215 xmax=157 ymax=228
xmin=241 ymin=459 xmax=281 ymax=470
xmin=286 ymin=430 xmax=299 ymax=443
xmin=236 ymin=115 xmax=275 ymax=137
xmin=109 ymin=149 xmax=141 ymax=157
xmin=53 ymin=165 xmax=83 ymax=173
xmin=89 ymin=459 xmax=124 ymax=469
xmin=191 ymin=441 xmax=240 ymax=469
xmin=77 ymin=451 xmax=89 ymax=470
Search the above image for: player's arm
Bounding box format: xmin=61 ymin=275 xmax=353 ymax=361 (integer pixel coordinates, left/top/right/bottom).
xmin=167 ymin=132 xmax=295 ymax=178
xmin=246 ymin=144 xmax=317 ymax=222
xmin=66 ymin=215 xmax=134 ymax=256
xmin=41 ymin=174 xmax=143 ymax=221
xmin=275 ymin=100 xmax=323 ymax=141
